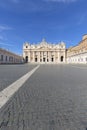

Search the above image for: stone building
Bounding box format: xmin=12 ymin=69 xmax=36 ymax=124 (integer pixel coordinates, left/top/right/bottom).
xmin=23 ymin=39 xmax=66 ymax=64
xmin=0 ymin=48 xmax=23 ymax=64
xmin=67 ymin=34 xmax=87 ymax=64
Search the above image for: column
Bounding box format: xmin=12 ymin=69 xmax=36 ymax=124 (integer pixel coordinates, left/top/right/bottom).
xmin=63 ymin=51 xmax=66 ymax=63
xmin=38 ymin=51 xmax=40 ymax=62
xmin=55 ymin=51 xmax=57 ymax=63
xmin=28 ymin=51 xmax=30 ymax=62
xmin=33 ymin=51 xmax=35 ymax=62
xmin=58 ymin=51 xmax=60 ymax=63
xmin=49 ymin=51 xmax=51 ymax=63
xmin=47 ymin=51 xmax=48 ymax=62
xmin=54 ymin=51 xmax=56 ymax=63
xmin=45 ymin=51 xmax=47 ymax=63
xmin=42 ymin=51 xmax=43 ymax=62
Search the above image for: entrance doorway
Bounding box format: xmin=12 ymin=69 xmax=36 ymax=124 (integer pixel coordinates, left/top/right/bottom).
xmin=61 ymin=56 xmax=63 ymax=62
xmin=25 ymin=56 xmax=28 ymax=63
xmin=43 ymin=58 xmax=46 ymax=62
xmin=35 ymin=58 xmax=37 ymax=62
xmin=51 ymin=58 xmax=54 ymax=62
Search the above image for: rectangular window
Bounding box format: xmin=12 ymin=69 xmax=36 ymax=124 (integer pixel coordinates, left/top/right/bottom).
xmin=1 ymin=55 xmax=3 ymax=61
xmin=9 ymin=56 xmax=13 ymax=62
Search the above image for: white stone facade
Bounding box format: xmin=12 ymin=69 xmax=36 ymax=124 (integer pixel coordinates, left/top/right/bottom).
xmin=67 ymin=53 xmax=87 ymax=64
xmin=23 ymin=39 xmax=66 ymax=64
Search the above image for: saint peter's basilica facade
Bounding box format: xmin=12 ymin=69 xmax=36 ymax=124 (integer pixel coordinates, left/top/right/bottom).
xmin=23 ymin=39 xmax=66 ymax=64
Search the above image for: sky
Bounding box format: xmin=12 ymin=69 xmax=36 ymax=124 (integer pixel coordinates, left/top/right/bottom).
xmin=0 ymin=0 xmax=87 ymax=55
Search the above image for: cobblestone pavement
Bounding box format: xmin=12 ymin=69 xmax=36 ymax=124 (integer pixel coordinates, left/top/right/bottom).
xmin=0 ymin=64 xmax=87 ymax=130
xmin=0 ymin=64 xmax=37 ymax=91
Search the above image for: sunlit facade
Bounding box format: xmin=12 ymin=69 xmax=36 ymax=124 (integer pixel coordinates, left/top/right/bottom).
xmin=23 ymin=39 xmax=66 ymax=64
xmin=67 ymin=34 xmax=87 ymax=64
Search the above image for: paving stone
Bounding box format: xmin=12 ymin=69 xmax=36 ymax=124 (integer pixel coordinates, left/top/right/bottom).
xmin=0 ymin=64 xmax=37 ymax=91
xmin=0 ymin=65 xmax=87 ymax=130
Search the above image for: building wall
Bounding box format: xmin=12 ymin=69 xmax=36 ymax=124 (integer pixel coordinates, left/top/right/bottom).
xmin=67 ymin=34 xmax=87 ymax=64
xmin=23 ymin=39 xmax=66 ymax=64
xmin=0 ymin=48 xmax=23 ymax=64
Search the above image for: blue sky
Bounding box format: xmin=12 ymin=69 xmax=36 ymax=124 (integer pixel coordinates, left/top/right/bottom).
xmin=0 ymin=0 xmax=87 ymax=55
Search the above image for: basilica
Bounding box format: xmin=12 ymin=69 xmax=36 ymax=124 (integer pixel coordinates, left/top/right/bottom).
xmin=23 ymin=39 xmax=66 ymax=64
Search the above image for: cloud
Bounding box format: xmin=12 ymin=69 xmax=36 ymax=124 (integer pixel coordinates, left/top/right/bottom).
xmin=43 ymin=0 xmax=78 ymax=3
xmin=0 ymin=25 xmax=12 ymax=32
xmin=0 ymin=42 xmax=14 ymax=46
